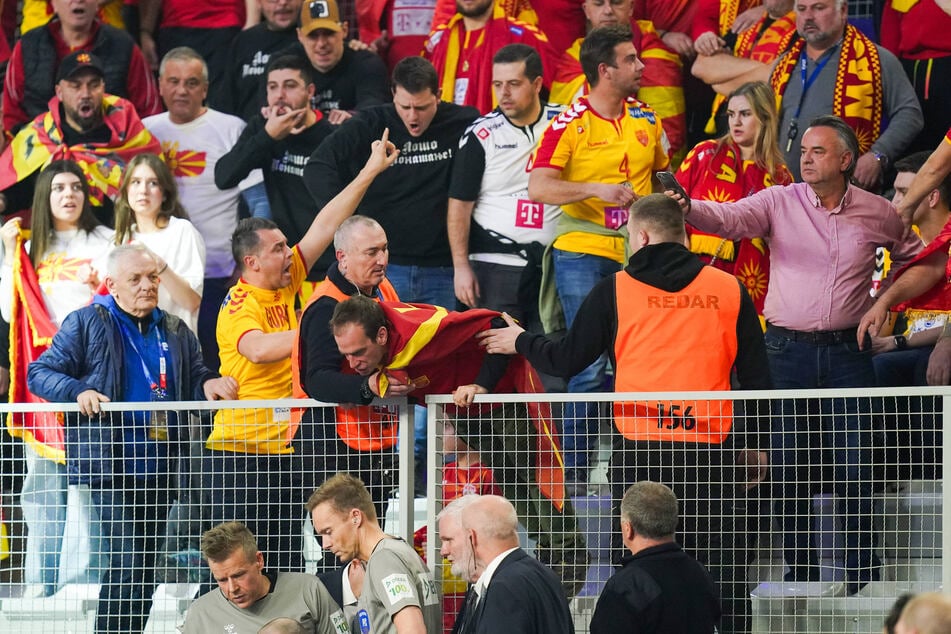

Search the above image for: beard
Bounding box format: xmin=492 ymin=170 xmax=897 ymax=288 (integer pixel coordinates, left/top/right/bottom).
xmin=455 ymin=0 xmax=493 ymax=18
xmin=64 ymin=101 xmax=103 ymax=132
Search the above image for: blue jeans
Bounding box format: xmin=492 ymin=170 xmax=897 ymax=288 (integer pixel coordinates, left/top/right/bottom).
xmin=241 ymin=181 xmax=272 ymax=220
xmin=765 ymin=329 xmax=881 ymax=591
xmin=873 ymin=346 xmax=932 ymax=387
xmin=385 ymin=264 xmax=455 ymax=308
xmin=91 ymin=476 xmax=171 ymax=633
xmin=552 ymin=249 xmax=621 ymax=477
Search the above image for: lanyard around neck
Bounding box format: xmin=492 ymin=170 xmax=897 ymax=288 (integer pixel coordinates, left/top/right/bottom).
xmin=113 ymin=313 xmax=168 ymax=392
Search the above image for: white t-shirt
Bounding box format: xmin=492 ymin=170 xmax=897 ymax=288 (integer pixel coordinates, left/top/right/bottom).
xmin=131 ymin=216 xmax=206 ymax=332
xmin=0 ymin=226 xmax=114 ymax=326
xmin=143 ymin=109 xmax=262 ymax=278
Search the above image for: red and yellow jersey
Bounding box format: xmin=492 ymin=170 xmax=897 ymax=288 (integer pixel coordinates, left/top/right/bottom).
xmin=533 ymin=96 xmax=669 ymax=262
xmin=20 ymin=0 xmax=124 ymax=33
xmin=442 ymin=462 xmax=503 ymax=500
xmin=945 ymin=126 xmax=951 ymax=145
xmin=550 ymin=21 xmax=685 ymax=157
xmin=209 ymin=247 xmax=307 ymax=455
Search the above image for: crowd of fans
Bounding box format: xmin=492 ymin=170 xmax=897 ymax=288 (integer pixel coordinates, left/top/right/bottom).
xmin=1 ymin=0 xmax=951 ymax=632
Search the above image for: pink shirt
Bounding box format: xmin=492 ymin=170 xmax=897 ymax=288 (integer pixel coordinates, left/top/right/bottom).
xmin=688 ymin=182 xmax=923 ymax=331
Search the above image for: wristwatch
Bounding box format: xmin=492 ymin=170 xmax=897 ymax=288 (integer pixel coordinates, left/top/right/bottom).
xmin=872 ymin=150 xmax=890 ymax=172
xmin=894 ymin=334 xmax=908 ymax=350
xmin=359 ymin=377 xmax=374 ymax=402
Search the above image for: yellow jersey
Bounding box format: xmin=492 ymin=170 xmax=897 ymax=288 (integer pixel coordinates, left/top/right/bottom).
xmin=208 ymin=247 xmax=307 ymax=454
xmin=533 ymin=96 xmax=669 ymax=262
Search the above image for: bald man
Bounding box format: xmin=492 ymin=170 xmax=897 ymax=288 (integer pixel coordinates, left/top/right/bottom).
xmin=457 ymin=495 xmax=572 ymax=634
xmin=895 ymin=593 xmax=951 ymax=634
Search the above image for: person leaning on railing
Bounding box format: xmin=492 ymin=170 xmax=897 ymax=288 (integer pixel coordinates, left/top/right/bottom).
xmin=26 ymin=244 xmax=237 ymax=634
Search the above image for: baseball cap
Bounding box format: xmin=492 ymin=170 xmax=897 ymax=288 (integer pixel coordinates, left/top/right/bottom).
xmin=299 ymin=0 xmax=342 ymax=35
xmin=56 ymin=50 xmax=105 ymax=83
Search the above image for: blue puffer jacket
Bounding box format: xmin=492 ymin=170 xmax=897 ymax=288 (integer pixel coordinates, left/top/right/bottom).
xmin=27 ymin=295 xmax=218 ymax=484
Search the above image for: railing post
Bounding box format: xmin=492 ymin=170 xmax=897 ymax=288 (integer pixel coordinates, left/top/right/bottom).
xmin=398 ymin=400 xmax=415 ymax=542
xmin=943 ymin=394 xmax=950 ymax=592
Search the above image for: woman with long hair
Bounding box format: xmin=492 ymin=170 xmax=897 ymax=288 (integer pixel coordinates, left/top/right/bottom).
xmin=113 ymin=153 xmax=205 ymax=331
xmin=676 ymin=81 xmax=793 ymax=315
xmin=0 ymin=159 xmax=114 ymax=597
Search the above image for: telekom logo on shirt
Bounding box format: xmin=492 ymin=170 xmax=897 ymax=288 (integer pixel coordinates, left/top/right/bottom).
xmin=516 ymin=200 xmax=544 ymax=229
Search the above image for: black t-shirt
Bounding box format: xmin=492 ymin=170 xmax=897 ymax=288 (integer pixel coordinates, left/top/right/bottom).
xmin=303 ymin=101 xmax=479 ymax=266
xmin=284 ymin=44 xmax=390 ymax=115
xmin=218 ymin=23 xmax=299 ymax=120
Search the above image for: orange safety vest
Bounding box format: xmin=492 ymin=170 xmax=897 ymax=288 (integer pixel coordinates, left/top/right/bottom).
xmin=612 ymin=267 xmax=740 ymax=444
xmin=291 ymin=277 xmax=400 ymax=451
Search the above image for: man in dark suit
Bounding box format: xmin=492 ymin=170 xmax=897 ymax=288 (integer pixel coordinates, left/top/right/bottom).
xmin=456 ymin=495 xmax=574 ymax=634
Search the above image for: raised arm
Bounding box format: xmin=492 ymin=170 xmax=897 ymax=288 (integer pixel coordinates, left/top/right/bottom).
xmin=897 ymin=138 xmax=951 ymax=228
xmin=296 ymin=128 xmax=400 ymax=266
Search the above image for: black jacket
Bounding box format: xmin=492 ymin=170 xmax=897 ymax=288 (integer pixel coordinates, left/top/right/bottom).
xmin=304 ymin=102 xmax=479 ymax=266
xmin=517 ymin=242 xmax=771 ymax=390
xmin=589 ymin=542 xmax=720 ymax=634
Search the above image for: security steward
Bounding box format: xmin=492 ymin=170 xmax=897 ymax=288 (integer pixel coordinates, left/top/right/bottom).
xmin=477 ymin=193 xmax=772 ymax=634
xmin=291 ymin=215 xmax=400 ymax=524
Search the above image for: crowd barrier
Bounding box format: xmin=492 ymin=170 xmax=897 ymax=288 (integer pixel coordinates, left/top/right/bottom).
xmin=0 ymin=386 xmax=947 ymax=633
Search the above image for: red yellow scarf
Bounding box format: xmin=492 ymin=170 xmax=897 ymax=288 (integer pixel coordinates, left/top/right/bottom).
xmin=770 ymin=24 xmax=883 ymax=153
xmin=719 ymin=0 xmax=743 ymax=37
xmin=0 ymin=93 xmax=161 ymax=209
xmin=707 ymin=10 xmax=796 ymax=134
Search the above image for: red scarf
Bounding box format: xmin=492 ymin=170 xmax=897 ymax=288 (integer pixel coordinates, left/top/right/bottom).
xmin=375 ymin=301 xmax=566 ymax=510
xmin=770 ymin=24 xmax=883 ymax=154
xmin=0 ymin=93 xmax=161 ymax=210
xmin=6 ymin=232 xmax=64 ymax=462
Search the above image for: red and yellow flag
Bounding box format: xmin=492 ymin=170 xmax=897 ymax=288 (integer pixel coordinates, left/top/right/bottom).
xmin=7 ymin=232 xmax=65 ymax=462
xmin=376 ymin=302 xmax=566 ymax=510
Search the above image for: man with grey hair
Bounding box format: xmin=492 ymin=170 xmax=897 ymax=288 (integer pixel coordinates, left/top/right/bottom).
xmin=589 ymin=482 xmax=719 ymax=633
xmin=456 ymin=495 xmax=572 ymax=634
xmin=28 ymin=245 xmax=237 ymax=634
xmin=674 ymin=114 xmax=924 ymax=595
xmin=438 ymin=495 xmax=482 ymax=583
xmin=294 ymin=214 xmax=404 ymax=523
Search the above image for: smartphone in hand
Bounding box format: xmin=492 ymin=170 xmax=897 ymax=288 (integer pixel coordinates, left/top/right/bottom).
xmin=655 ymin=171 xmax=690 ymax=204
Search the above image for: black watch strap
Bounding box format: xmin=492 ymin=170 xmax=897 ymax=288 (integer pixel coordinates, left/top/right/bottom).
xmin=359 ymin=377 xmax=374 ymax=401
xmin=894 ymin=334 xmax=908 ymax=350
